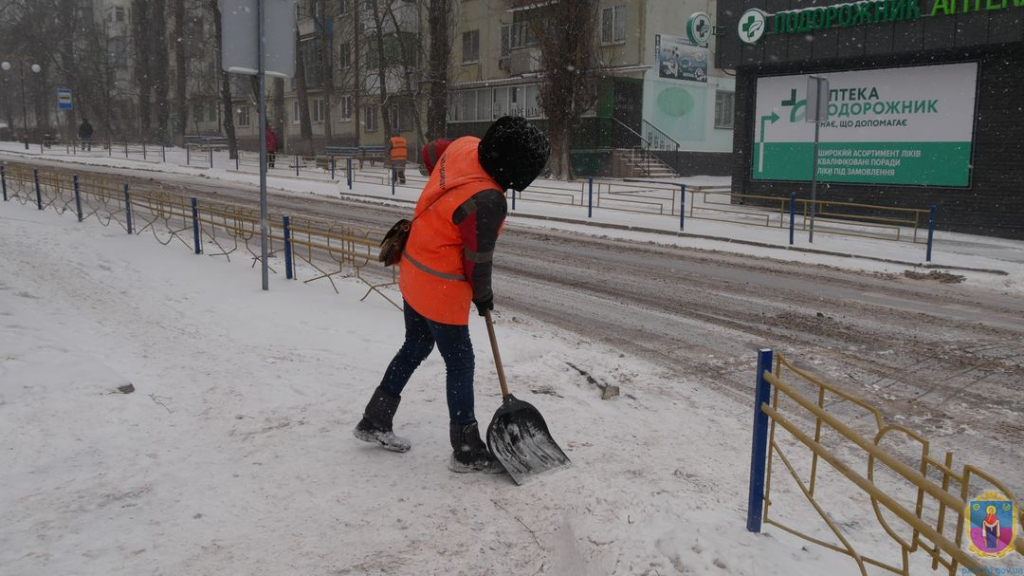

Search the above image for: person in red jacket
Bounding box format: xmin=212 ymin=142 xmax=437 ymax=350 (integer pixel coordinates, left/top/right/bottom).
xmin=421 ymin=138 xmax=452 ymax=175
xmin=265 ymin=124 xmax=279 ymax=168
xmin=354 ymin=117 xmax=550 ymax=473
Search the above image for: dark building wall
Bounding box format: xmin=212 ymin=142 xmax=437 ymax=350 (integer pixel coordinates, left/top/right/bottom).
xmin=719 ymin=0 xmax=1024 ymax=238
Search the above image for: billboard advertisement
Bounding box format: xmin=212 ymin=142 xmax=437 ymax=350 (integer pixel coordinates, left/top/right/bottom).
xmin=751 ymin=62 xmax=978 ymax=187
xmin=655 ymin=34 xmax=707 ymax=83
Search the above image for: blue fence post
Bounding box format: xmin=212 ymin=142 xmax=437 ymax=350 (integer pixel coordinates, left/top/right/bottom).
xmin=588 ymin=178 xmax=593 ymax=218
xmin=747 ymin=348 xmax=774 ymax=533
xmin=235 ymin=152 xmax=240 ymax=171
xmin=73 ymin=175 xmax=82 ymax=222
xmin=162 ymin=145 xmax=166 ymax=163
xmin=511 ymin=188 xmax=516 ymax=211
xmin=330 ymin=156 xmax=335 ymax=180
xmin=391 ymin=166 xmax=396 ymax=195
xmin=191 ymin=198 xmax=202 ymax=254
xmin=34 ymin=168 xmax=42 ymax=209
xmin=123 ymin=183 xmax=133 ymax=234
xmin=143 ymin=141 xmax=147 ymax=160
xmin=347 ymin=158 xmax=352 ymax=189
xmin=186 ymin=145 xmax=191 ymax=165
xmin=209 ymin=147 xmax=214 ymax=169
xmin=108 ymin=139 xmax=112 ymax=156
xmin=283 ymin=215 xmax=294 ymax=280
xmin=789 ymin=192 xmax=796 ymax=245
xmin=124 ymin=141 xmax=128 ymax=159
xmin=295 ymin=154 xmax=300 ymax=177
xmin=926 ymin=205 xmax=937 ymax=262
xmin=0 ymin=165 xmax=6 ymax=202
xmin=680 ymin=184 xmax=686 ymax=231
xmin=40 ymin=141 xmax=44 ymax=154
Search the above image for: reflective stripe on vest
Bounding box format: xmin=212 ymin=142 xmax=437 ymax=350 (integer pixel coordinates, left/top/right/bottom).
xmin=403 ymin=252 xmax=466 ymax=281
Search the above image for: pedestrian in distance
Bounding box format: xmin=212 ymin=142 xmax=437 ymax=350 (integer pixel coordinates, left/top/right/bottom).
xmin=78 ymin=118 xmax=93 ymax=151
xmin=354 ymin=116 xmax=551 ymax=473
xmin=388 ymin=130 xmax=408 ymax=184
xmin=265 ymin=123 xmax=279 ymax=169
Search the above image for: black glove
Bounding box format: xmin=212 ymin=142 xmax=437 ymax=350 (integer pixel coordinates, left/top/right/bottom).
xmin=474 ymin=296 xmax=494 ymax=317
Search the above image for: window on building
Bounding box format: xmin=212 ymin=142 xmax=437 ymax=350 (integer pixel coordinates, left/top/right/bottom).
xmin=238 ymin=106 xmax=250 ymax=127
xmin=492 ymin=87 xmax=509 ymax=119
xmin=509 ymin=86 xmax=521 ymax=116
xmin=364 ymin=105 xmax=378 ymax=131
xmin=108 ymin=36 xmax=129 ymax=68
xmin=500 ymin=24 xmax=511 ymax=58
xmin=301 ymin=37 xmax=323 ymax=86
xmin=511 ymin=8 xmax=544 ymax=48
xmin=341 ymin=95 xmax=352 ymax=120
xmin=339 ymin=42 xmax=351 ymax=69
xmin=293 ymin=101 xmax=300 ymax=124
xmin=462 ymin=30 xmax=480 ymax=63
xmin=338 ymin=0 xmax=347 ymax=14
xmin=715 ymin=91 xmax=735 ymax=129
xmin=115 ymin=7 xmax=125 ymax=22
xmin=524 ymin=84 xmax=542 ymax=118
xmin=312 ymin=98 xmax=325 ymax=123
xmin=601 ymin=6 xmax=626 ymax=44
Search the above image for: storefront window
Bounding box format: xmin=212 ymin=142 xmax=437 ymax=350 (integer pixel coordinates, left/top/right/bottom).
xmin=715 ymin=91 xmax=735 ymax=129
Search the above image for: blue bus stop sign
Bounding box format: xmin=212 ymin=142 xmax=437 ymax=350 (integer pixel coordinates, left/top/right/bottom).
xmin=57 ymin=89 xmax=73 ymax=111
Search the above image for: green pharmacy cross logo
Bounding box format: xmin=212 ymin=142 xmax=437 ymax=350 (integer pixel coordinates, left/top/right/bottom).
xmin=687 ymin=12 xmax=714 ymax=46
xmin=739 ymin=9 xmax=767 ymax=44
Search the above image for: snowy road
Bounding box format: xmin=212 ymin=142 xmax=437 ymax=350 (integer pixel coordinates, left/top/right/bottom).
xmin=9 ymin=158 xmax=1022 ymax=491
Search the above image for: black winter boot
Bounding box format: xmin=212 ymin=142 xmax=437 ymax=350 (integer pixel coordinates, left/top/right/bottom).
xmin=449 ymin=422 xmax=503 ymax=474
xmin=354 ymin=387 xmax=411 ymax=453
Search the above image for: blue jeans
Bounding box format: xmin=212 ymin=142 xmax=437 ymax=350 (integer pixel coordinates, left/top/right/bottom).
xmin=380 ymin=301 xmax=476 ymax=425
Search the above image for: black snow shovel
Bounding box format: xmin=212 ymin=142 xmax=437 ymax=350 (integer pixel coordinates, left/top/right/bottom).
xmin=484 ymin=310 xmax=571 ymax=485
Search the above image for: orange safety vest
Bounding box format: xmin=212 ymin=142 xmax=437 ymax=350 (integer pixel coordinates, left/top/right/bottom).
xmin=389 ymin=136 xmax=408 ymax=162
xmin=399 ymin=137 xmax=503 ymax=325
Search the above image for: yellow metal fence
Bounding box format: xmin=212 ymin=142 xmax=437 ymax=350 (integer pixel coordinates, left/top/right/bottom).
xmin=0 ymin=164 xmax=397 ymax=306
xmin=749 ymin=349 xmax=1023 ymax=575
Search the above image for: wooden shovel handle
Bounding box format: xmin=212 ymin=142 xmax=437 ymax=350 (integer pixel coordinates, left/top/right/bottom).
xmin=484 ymin=310 xmax=510 ymax=398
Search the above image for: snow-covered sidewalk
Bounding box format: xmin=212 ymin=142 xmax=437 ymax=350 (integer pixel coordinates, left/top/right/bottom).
xmin=0 ymin=188 xmax=918 ymax=575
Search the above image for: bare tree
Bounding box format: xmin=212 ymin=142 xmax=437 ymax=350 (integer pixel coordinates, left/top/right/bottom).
xmin=132 ymin=0 xmax=154 ymax=138
xmin=153 ymin=0 xmax=170 ymax=143
xmin=316 ymin=0 xmax=333 ymax=145
xmin=519 ymin=0 xmax=601 ymax=179
xmin=209 ymin=0 xmax=237 ymax=159
xmin=174 ymin=0 xmax=188 ymax=145
xmin=426 ymin=0 xmax=455 ymax=140
xmin=294 ymin=32 xmax=314 ymax=154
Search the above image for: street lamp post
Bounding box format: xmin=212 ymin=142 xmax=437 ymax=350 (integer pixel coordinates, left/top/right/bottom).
xmin=1 ymin=60 xmax=41 ymax=150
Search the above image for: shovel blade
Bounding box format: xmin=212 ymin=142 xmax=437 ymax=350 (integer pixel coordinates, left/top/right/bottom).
xmin=486 ymin=394 xmax=571 ymax=485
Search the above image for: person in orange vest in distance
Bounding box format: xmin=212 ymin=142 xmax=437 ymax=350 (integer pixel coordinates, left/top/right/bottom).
xmin=354 ymin=116 xmax=551 ymax=473
xmin=388 ymin=131 xmax=408 ymax=184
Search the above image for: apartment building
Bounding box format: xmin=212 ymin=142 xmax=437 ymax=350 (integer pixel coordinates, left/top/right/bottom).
xmin=446 ymin=0 xmax=735 ymax=176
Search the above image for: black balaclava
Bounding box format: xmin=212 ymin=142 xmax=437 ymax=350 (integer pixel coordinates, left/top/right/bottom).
xmin=477 ymin=116 xmax=551 ymax=192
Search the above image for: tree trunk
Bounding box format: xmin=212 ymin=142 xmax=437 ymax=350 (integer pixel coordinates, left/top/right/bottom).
xmin=426 ymin=0 xmax=452 ymax=140
xmin=370 ymin=0 xmax=392 ymax=138
xmin=152 ymin=0 xmax=170 ymax=144
xmin=173 ymin=0 xmax=187 ymax=146
xmin=294 ymin=32 xmax=313 ymax=154
xmin=132 ymin=0 xmax=153 ymax=139
xmin=210 ymin=0 xmax=237 ymax=159
xmin=318 ymin=0 xmax=333 ymax=145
